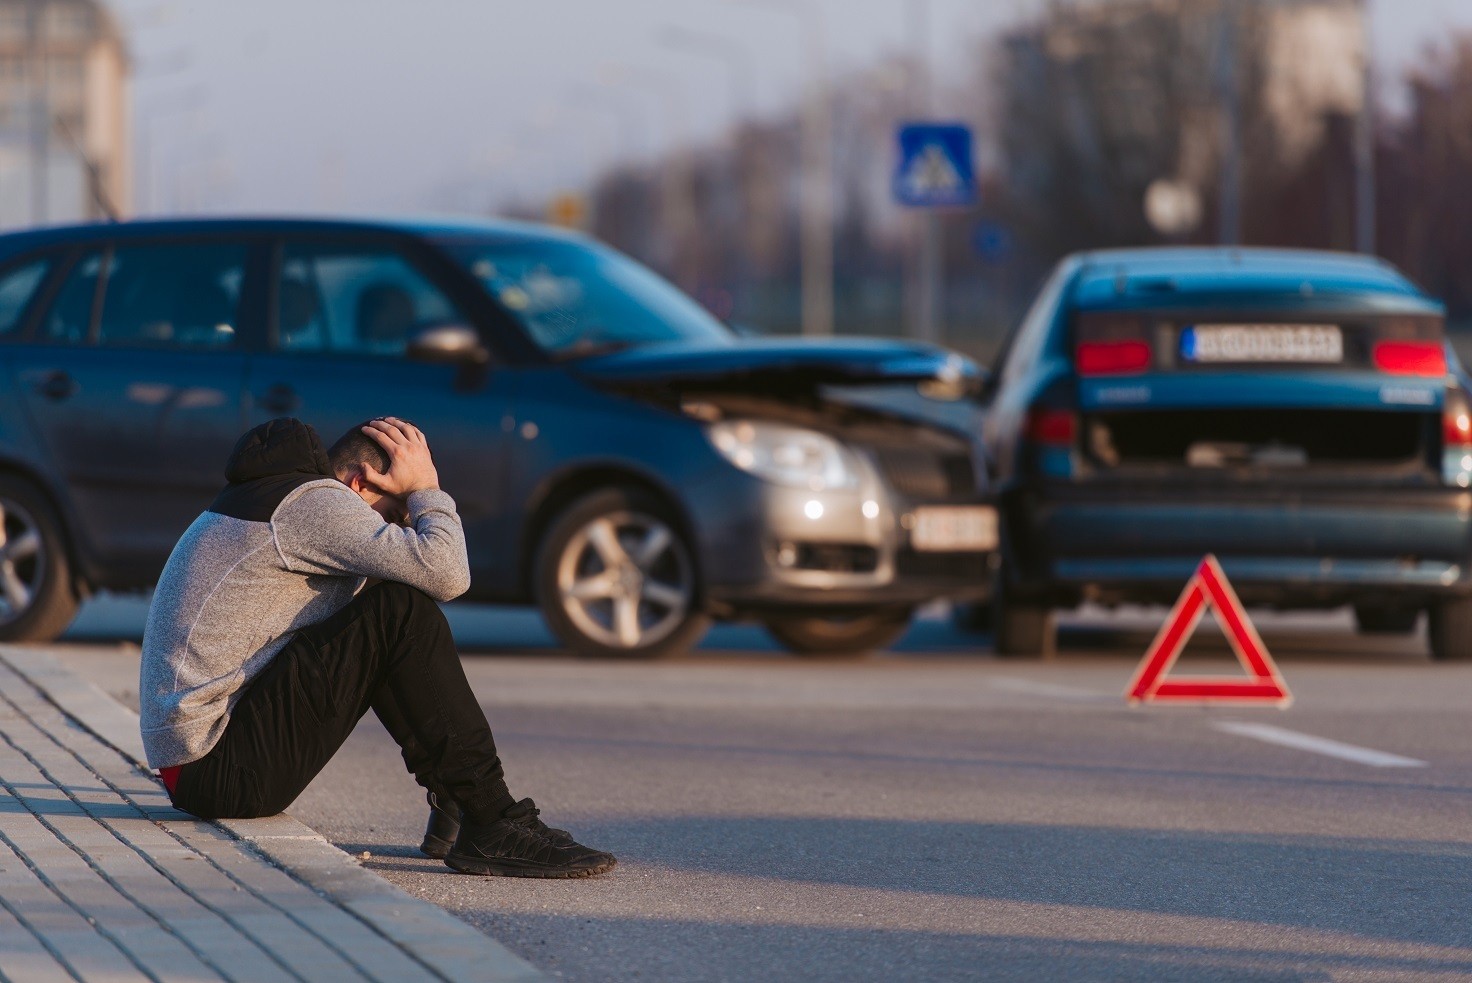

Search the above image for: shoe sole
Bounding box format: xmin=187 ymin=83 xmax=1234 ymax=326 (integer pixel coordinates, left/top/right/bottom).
xmin=444 ymin=853 xmax=617 ymax=879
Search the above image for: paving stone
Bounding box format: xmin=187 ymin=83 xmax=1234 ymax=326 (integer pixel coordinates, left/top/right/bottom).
xmin=0 ymin=647 xmax=549 ymax=983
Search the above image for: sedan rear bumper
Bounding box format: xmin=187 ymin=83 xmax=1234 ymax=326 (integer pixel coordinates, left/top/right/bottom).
xmin=1010 ymin=483 xmax=1472 ymax=605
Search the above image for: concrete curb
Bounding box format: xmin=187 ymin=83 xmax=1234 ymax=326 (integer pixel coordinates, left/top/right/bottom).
xmin=0 ymin=645 xmax=549 ymax=983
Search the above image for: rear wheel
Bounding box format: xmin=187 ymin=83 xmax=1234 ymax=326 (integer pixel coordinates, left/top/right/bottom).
xmin=1353 ymin=604 xmax=1420 ymax=635
xmin=535 ymin=488 xmax=710 ymax=659
xmin=0 ymin=476 xmax=78 ymax=643
xmin=995 ymin=600 xmax=1055 ymax=658
xmin=1428 ymin=597 xmax=1472 ymax=662
xmin=763 ymin=606 xmax=913 ymax=657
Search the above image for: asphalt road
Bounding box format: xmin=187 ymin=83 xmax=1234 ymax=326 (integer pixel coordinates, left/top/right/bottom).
xmin=51 ymin=598 xmax=1472 ymax=982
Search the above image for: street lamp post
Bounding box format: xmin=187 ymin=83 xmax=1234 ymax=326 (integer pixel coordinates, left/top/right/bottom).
xmin=1215 ymin=0 xmax=1243 ymax=246
xmin=136 ymin=85 xmax=206 ymax=215
xmin=25 ymin=0 xmax=48 ymax=226
xmin=657 ymin=26 xmax=760 ymax=321
xmin=658 ymin=26 xmax=756 ymax=123
xmin=908 ymin=0 xmax=945 ymax=344
xmin=1354 ymin=0 xmax=1375 ymax=254
xmin=602 ymin=65 xmax=698 ymax=291
xmin=731 ymin=0 xmax=833 ymax=336
xmin=564 ymin=83 xmax=647 ymax=165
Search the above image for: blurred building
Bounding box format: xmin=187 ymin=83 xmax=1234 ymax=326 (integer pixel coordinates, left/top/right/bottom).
xmin=0 ymin=0 xmax=129 ymax=228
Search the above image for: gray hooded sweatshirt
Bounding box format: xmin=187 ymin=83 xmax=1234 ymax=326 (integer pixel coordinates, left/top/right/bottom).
xmin=139 ymin=418 xmax=471 ymax=769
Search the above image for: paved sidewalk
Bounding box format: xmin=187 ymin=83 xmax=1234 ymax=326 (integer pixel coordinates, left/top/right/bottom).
xmin=0 ymin=646 xmax=546 ymax=983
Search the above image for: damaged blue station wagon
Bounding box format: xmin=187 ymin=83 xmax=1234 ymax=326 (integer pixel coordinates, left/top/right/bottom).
xmin=0 ymin=217 xmax=995 ymax=657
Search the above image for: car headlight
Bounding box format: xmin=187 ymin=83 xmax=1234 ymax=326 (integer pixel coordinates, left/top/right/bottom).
xmin=707 ymin=420 xmax=860 ymax=490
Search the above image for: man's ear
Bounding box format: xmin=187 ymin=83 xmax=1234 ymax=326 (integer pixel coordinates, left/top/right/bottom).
xmin=341 ymin=468 xmax=366 ymax=493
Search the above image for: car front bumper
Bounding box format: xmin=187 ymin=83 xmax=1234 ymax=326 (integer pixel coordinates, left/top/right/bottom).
xmin=687 ymin=467 xmax=997 ymax=614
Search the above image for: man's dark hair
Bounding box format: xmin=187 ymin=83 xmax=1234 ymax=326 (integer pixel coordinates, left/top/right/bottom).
xmin=328 ymin=420 xmax=391 ymax=480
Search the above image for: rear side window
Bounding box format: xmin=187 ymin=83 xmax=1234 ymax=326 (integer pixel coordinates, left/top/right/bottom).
xmin=37 ymin=242 xmax=246 ymax=349
xmin=0 ymin=258 xmax=50 ymax=338
xmin=41 ymin=250 xmax=101 ymax=344
xmin=97 ymin=243 xmax=246 ymax=349
xmin=997 ymin=262 xmax=1071 ymax=391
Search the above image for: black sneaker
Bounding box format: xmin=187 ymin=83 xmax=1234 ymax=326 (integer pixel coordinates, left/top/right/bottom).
xmin=420 ymin=792 xmax=461 ymax=860
xmin=504 ymin=797 xmax=576 ymax=848
xmin=444 ymin=809 xmax=616 ymax=878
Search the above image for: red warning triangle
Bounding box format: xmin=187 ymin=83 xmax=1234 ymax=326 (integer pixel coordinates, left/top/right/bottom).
xmin=1124 ymin=555 xmax=1292 ymax=707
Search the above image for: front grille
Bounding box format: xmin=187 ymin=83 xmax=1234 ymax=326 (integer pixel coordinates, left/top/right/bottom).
xmin=872 ymin=447 xmax=977 ymax=501
xmin=783 ymin=542 xmax=879 ymax=574
xmin=894 ymin=550 xmax=990 ymax=580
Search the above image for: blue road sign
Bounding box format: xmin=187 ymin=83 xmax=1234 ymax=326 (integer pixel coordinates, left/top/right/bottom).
xmin=893 ymin=123 xmax=976 ymax=208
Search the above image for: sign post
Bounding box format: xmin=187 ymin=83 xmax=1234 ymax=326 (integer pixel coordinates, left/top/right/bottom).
xmin=893 ymin=123 xmax=976 ymax=345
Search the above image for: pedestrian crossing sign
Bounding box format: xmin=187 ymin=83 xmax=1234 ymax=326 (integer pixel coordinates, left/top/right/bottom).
xmin=893 ymin=123 xmax=976 ymax=208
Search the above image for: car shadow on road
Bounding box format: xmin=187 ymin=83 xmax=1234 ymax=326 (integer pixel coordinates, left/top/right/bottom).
xmin=511 ymin=817 xmax=1472 ymax=956
xmin=459 ymin=914 xmax=1463 ymax=983
xmin=334 ymin=827 xmax=1471 ymax=982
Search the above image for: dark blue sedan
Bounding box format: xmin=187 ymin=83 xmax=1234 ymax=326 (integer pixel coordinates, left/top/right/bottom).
xmin=978 ymin=247 xmax=1471 ymax=660
xmin=0 ymin=217 xmax=995 ymax=656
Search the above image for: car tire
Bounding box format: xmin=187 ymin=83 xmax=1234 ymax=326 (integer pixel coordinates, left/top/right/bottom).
xmin=763 ymin=606 xmax=914 ymax=657
xmin=995 ymin=601 xmax=1055 ymax=658
xmin=535 ymin=487 xmax=710 ymax=659
xmin=1428 ymin=597 xmax=1472 ymax=662
xmin=0 ymin=476 xmax=78 ymax=643
xmin=1353 ymin=604 xmax=1420 ymax=635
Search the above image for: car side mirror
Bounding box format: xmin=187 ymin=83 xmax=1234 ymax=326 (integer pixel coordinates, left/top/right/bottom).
xmin=406 ymin=324 xmax=489 ymax=365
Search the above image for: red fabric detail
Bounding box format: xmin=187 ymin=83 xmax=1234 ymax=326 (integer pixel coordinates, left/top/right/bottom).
xmin=158 ymin=766 xmax=181 ymax=794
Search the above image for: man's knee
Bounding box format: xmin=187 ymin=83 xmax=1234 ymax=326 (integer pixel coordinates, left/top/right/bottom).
xmin=369 ymin=580 xmax=446 ymax=626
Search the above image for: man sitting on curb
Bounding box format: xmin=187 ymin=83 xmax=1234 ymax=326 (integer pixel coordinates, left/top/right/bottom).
xmin=139 ymin=415 xmax=615 ymax=878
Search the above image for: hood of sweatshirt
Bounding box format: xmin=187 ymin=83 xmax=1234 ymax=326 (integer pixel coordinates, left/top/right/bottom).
xmin=209 ymin=417 xmax=335 ymax=522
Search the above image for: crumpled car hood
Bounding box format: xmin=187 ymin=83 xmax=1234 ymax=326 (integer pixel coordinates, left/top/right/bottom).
xmin=570 ymin=337 xmax=980 ymax=394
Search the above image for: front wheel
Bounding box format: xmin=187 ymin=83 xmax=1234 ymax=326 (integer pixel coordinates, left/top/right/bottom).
xmin=763 ymin=606 xmax=914 ymax=657
xmin=1428 ymin=597 xmax=1472 ymax=662
xmin=535 ymin=488 xmax=710 ymax=659
xmin=0 ymin=475 xmax=78 ymax=643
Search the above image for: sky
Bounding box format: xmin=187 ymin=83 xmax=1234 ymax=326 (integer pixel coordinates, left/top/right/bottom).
xmin=113 ymin=0 xmax=1472 ymax=217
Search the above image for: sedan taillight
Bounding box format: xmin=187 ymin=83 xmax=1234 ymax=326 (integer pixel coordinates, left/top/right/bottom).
xmin=1025 ymin=407 xmax=1077 ymax=448
xmin=1076 ymin=340 xmax=1152 ymax=376
xmin=1374 ymin=340 xmax=1447 ymax=377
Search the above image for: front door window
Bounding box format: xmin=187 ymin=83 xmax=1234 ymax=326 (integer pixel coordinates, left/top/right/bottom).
xmin=276 ymin=246 xmax=463 ymax=357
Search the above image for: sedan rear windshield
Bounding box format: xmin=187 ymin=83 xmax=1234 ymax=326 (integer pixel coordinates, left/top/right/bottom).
xmin=442 ymin=239 xmax=732 ymax=358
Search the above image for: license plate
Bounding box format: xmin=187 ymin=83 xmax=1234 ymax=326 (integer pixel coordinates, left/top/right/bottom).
xmin=911 ymin=506 xmax=998 ymax=552
xmin=1180 ymin=324 xmax=1343 ymax=364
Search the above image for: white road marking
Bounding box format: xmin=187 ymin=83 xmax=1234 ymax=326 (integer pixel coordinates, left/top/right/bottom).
xmin=990 ymin=678 xmax=1111 ymax=702
xmin=1212 ymin=721 xmax=1428 ymax=768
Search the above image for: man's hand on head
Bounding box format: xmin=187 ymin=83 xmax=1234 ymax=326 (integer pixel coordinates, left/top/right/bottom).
xmin=360 ymin=417 xmax=441 ymax=499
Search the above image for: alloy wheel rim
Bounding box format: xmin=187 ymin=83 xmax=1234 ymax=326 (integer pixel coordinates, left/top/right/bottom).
xmin=557 ymin=510 xmax=692 ymax=650
xmin=0 ymin=497 xmax=43 ymax=625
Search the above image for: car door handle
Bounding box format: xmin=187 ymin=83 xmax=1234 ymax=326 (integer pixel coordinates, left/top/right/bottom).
xmin=35 ymin=371 xmax=77 ymax=401
xmin=257 ymin=384 xmax=300 ymax=414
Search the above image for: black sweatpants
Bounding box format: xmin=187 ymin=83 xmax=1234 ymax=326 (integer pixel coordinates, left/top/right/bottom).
xmin=171 ymin=580 xmax=514 ymax=824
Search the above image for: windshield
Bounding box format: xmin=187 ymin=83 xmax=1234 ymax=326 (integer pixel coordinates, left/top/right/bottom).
xmin=443 ymin=239 xmax=732 ymax=357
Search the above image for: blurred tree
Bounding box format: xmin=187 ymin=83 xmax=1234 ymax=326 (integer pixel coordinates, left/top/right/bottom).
xmin=1377 ymin=38 xmax=1472 ymax=318
xmin=988 ymin=0 xmax=1369 ymax=262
